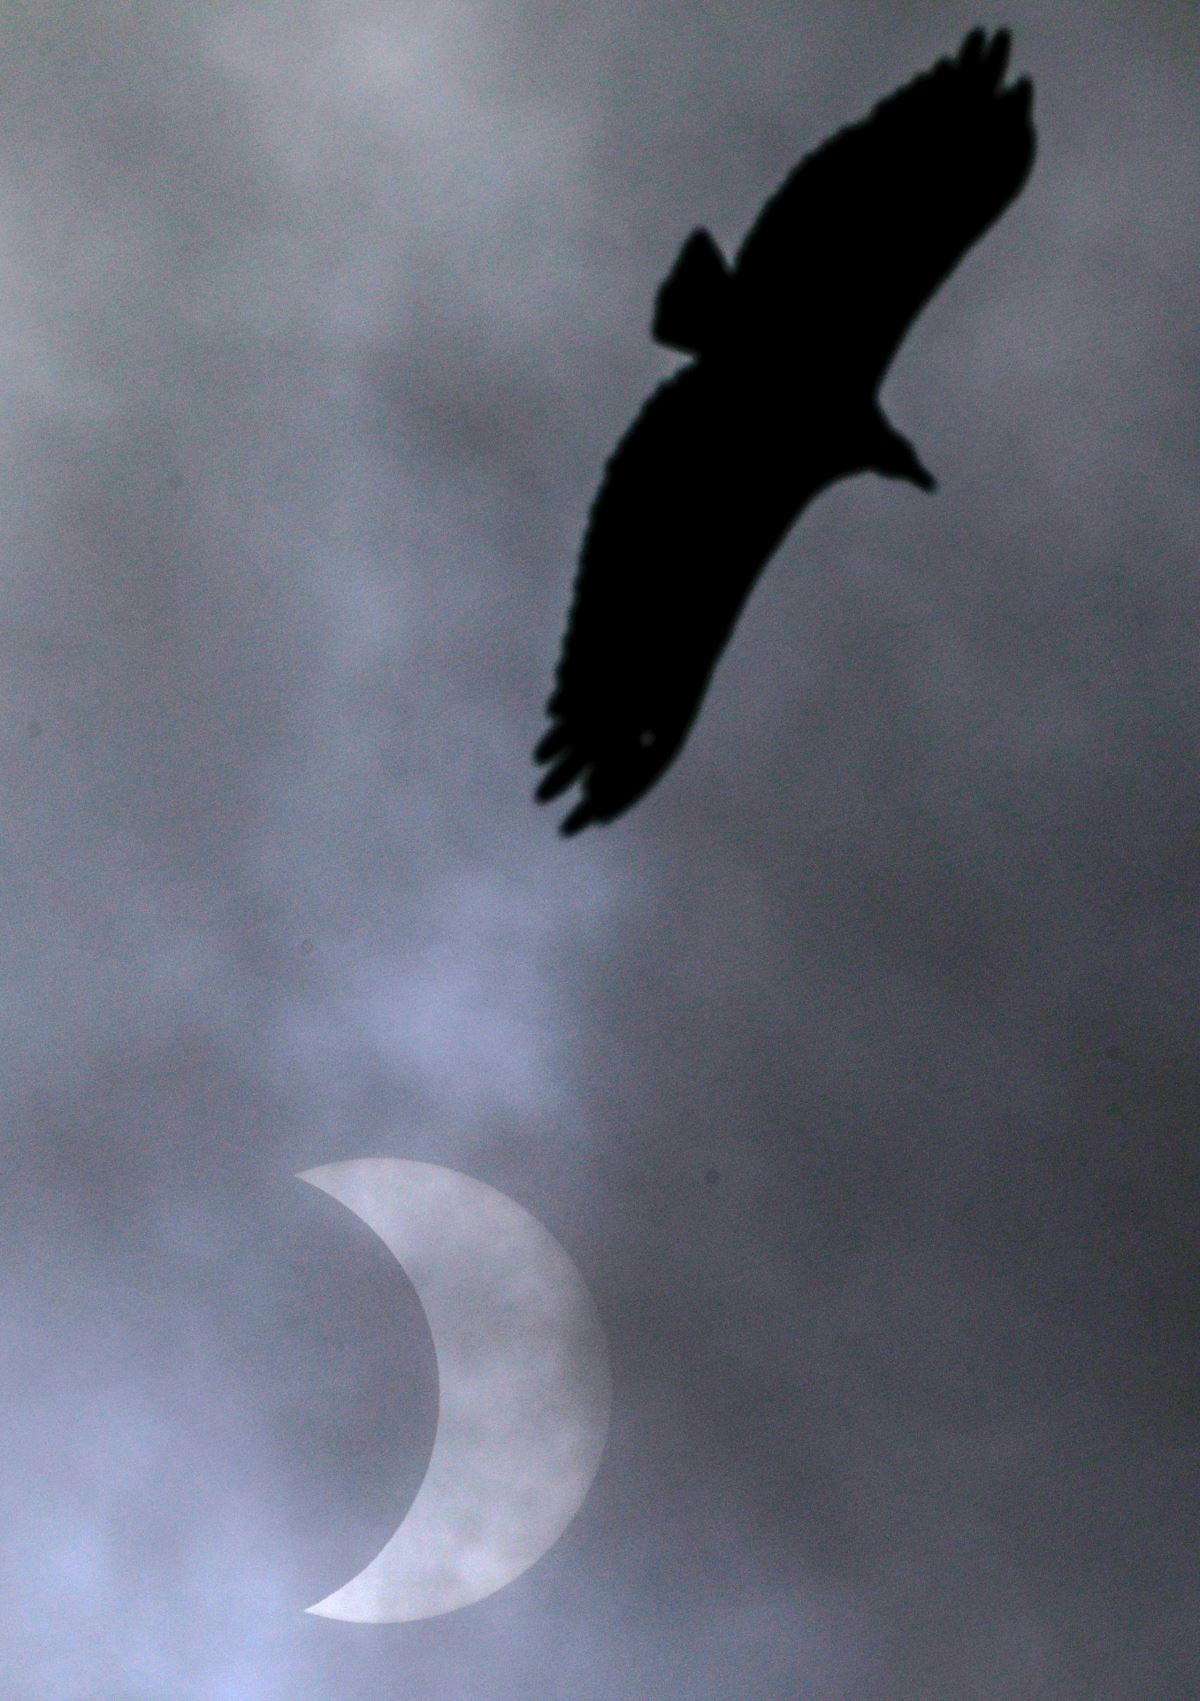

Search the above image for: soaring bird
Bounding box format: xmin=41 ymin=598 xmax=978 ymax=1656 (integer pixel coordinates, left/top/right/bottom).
xmin=534 ymin=26 xmax=1036 ymax=835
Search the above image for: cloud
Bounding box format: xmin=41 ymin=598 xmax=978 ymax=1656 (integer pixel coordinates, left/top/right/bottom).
xmin=2 ymin=1 xmax=1198 ymax=1695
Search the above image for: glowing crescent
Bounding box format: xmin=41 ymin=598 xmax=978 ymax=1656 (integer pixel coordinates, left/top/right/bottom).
xmin=297 ymin=1158 xmax=611 ymax=1622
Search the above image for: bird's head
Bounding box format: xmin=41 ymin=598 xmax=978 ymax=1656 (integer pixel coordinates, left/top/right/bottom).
xmin=867 ymin=409 xmax=937 ymax=492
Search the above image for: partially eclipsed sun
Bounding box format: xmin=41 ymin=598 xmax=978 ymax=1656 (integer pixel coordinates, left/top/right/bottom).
xmin=298 ymin=1158 xmax=611 ymax=1622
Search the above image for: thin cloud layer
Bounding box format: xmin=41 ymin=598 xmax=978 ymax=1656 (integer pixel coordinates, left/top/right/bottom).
xmin=2 ymin=2 xmax=1198 ymax=1696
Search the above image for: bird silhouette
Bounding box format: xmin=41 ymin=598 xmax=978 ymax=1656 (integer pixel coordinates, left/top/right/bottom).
xmin=534 ymin=26 xmax=1036 ymax=835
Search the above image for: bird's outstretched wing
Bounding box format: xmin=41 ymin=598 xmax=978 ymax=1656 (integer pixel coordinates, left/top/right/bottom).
xmin=731 ymin=27 xmax=1035 ymax=385
xmin=534 ymin=28 xmax=1035 ymax=835
xmin=535 ymin=366 xmax=791 ymax=835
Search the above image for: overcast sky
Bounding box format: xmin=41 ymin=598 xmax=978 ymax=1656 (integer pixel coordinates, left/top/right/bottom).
xmin=2 ymin=2 xmax=1198 ymax=1696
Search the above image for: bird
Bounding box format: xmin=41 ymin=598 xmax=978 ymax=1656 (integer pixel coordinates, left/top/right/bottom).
xmin=534 ymin=26 xmax=1036 ymax=835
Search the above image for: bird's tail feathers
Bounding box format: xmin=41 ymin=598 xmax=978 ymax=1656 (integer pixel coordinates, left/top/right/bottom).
xmin=651 ymin=228 xmax=730 ymax=356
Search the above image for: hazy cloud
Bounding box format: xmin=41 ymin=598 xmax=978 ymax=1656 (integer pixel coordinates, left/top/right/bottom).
xmin=3 ymin=1 xmax=1198 ymax=1695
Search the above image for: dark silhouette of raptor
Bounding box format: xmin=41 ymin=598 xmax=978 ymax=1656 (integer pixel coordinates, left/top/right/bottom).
xmin=534 ymin=27 xmax=1036 ymax=834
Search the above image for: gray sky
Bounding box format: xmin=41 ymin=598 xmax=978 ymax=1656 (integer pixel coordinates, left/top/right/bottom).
xmin=2 ymin=1 xmax=1198 ymax=1695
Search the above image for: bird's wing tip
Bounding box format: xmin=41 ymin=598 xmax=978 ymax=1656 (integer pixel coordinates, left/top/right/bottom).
xmin=533 ymin=726 xmax=565 ymax=764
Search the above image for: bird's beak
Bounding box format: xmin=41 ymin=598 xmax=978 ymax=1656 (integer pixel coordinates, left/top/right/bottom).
xmin=890 ymin=439 xmax=936 ymax=492
xmin=875 ymin=421 xmax=937 ymax=493
xmin=907 ymin=458 xmax=937 ymax=493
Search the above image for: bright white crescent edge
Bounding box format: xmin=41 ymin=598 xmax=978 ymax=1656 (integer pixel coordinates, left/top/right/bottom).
xmin=297 ymin=1158 xmax=611 ymax=1622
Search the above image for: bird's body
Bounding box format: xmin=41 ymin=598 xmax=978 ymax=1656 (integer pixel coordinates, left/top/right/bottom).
xmin=536 ymin=27 xmax=1036 ymax=834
